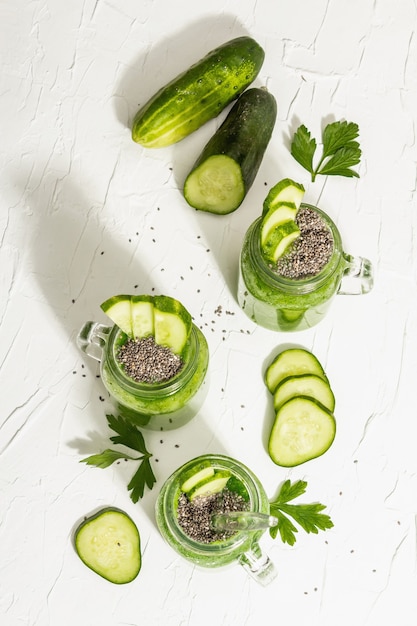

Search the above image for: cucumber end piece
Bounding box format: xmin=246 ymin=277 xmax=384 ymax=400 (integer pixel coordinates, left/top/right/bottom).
xmin=184 ymin=155 xmax=245 ymax=214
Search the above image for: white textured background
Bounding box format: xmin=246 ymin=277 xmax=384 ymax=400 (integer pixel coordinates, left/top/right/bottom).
xmin=1 ymin=1 xmax=416 ymax=625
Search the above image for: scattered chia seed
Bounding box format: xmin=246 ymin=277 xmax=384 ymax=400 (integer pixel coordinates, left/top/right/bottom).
xmin=275 ymin=206 xmax=334 ymax=279
xmin=117 ymin=335 xmax=184 ymax=383
xmin=177 ymin=489 xmax=249 ymax=544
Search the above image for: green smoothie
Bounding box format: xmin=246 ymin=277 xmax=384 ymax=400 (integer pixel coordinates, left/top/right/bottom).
xmin=238 ymin=204 xmax=347 ymax=331
xmin=155 ymin=454 xmax=275 ymax=580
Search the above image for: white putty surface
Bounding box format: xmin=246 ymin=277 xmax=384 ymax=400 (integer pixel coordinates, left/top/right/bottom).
xmin=1 ymin=1 xmax=417 ymax=624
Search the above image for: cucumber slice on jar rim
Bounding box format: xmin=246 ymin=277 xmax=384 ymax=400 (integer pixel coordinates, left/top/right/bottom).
xmin=261 ymin=220 xmax=301 ymax=263
xmin=100 ymin=294 xmax=193 ymax=355
xmin=260 ymin=201 xmax=299 ymax=245
xmin=188 ymin=470 xmax=232 ymax=501
xmin=131 ymin=295 xmax=154 ymax=339
xmin=153 ymin=295 xmax=192 ymax=355
xmin=262 ymin=178 xmax=305 ymax=215
xmin=100 ymin=295 xmax=133 ymax=337
xmin=268 ymin=396 xmax=336 ymax=467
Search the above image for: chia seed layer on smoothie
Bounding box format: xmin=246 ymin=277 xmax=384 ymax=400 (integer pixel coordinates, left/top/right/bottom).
xmin=117 ymin=335 xmax=184 ymax=383
xmin=274 ymin=206 xmax=334 ymax=279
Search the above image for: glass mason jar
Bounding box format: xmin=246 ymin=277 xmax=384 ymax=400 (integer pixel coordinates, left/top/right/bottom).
xmin=237 ymin=204 xmax=374 ymax=332
xmin=77 ymin=322 xmax=209 ymax=430
xmin=155 ymin=454 xmax=277 ymax=586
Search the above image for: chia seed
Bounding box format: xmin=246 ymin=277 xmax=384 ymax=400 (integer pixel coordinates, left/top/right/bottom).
xmin=117 ymin=335 xmax=184 ymax=383
xmin=177 ymin=489 xmax=249 ymax=543
xmin=274 ymin=206 xmax=334 ymax=279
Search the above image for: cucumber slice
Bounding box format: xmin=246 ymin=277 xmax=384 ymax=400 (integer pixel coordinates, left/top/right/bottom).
xmin=260 ymin=201 xmax=299 ymax=245
xmin=262 ymin=178 xmax=305 ymax=215
xmin=268 ymin=396 xmax=336 ymax=467
xmin=74 ymin=508 xmax=141 ymax=584
xmin=188 ymin=470 xmax=231 ymax=501
xmin=265 ymin=348 xmax=327 ymax=394
xmin=181 ymin=461 xmax=215 ymax=493
xmin=183 ymin=154 xmax=245 ymax=214
xmin=261 ymin=220 xmax=301 ymax=262
xmin=100 ymin=295 xmax=133 ymax=337
xmin=131 ymin=295 xmax=154 ymax=339
xmin=153 ymin=295 xmax=192 ymax=355
xmin=273 ymin=373 xmax=335 ymax=412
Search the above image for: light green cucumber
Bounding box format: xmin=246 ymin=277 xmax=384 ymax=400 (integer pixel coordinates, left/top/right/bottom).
xmin=131 ymin=295 xmax=154 ymax=339
xmin=74 ymin=508 xmax=141 ymax=584
xmin=188 ymin=470 xmax=231 ymax=501
xmin=265 ymin=348 xmax=327 ymax=394
xmin=100 ymin=295 xmax=133 ymax=337
xmin=261 ymin=220 xmax=301 ymax=262
xmin=268 ymin=396 xmax=336 ymax=467
xmin=153 ymin=295 xmax=192 ymax=355
xmin=260 ymin=201 xmax=299 ymax=245
xmin=273 ymin=373 xmax=335 ymax=412
xmin=262 ymin=178 xmax=305 ymax=215
xmin=181 ymin=461 xmax=215 ymax=493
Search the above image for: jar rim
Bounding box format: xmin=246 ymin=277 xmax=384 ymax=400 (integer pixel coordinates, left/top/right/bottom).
xmin=161 ymin=454 xmax=264 ymax=555
xmin=105 ymin=324 xmax=201 ymax=396
xmin=247 ymin=204 xmax=344 ymax=294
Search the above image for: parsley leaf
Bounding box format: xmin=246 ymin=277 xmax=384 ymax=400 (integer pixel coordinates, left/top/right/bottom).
xmin=269 ymin=479 xmax=334 ymax=546
xmin=290 ymin=125 xmax=316 ymax=174
xmin=291 ymin=120 xmax=361 ymax=182
xmin=80 ymin=414 xmax=157 ymax=502
xmin=81 ymin=449 xmax=138 ymax=469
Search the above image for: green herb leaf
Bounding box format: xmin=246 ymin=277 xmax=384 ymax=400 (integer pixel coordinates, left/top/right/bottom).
xmin=128 ymin=457 xmax=157 ymax=503
xmin=106 ymin=413 xmax=148 ymax=454
xmin=317 ymin=145 xmax=361 ymax=177
xmin=290 ymin=120 xmax=361 ymax=181
xmin=80 ymin=414 xmax=157 ymax=501
xmin=290 ymin=124 xmax=316 ymax=175
xmin=80 ymin=449 xmax=138 ymax=469
xmin=321 ymin=121 xmax=359 ymax=157
xmin=269 ymin=480 xmax=333 ymax=545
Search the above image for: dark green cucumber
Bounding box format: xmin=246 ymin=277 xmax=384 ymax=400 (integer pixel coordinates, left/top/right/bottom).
xmin=132 ymin=36 xmax=265 ymax=148
xmin=183 ymin=87 xmax=277 ymax=214
xmin=74 ymin=508 xmax=141 ymax=584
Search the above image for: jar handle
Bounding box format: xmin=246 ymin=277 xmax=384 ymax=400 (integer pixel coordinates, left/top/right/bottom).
xmin=338 ymin=254 xmax=374 ymax=295
xmin=238 ymin=541 xmax=277 ymax=586
xmin=76 ymin=321 xmax=111 ymax=362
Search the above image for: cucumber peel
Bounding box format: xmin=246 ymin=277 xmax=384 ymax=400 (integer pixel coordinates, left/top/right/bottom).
xmin=74 ymin=508 xmax=141 ymax=584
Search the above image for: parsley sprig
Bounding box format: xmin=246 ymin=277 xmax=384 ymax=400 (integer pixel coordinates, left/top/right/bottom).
xmin=291 ymin=120 xmax=361 ymax=182
xmin=269 ymin=479 xmax=334 ymax=546
xmin=81 ymin=414 xmax=157 ymax=503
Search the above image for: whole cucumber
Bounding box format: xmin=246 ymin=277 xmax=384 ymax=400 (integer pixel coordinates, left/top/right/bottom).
xmin=183 ymin=87 xmax=277 ymax=214
xmin=132 ymin=36 xmax=265 ymax=148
